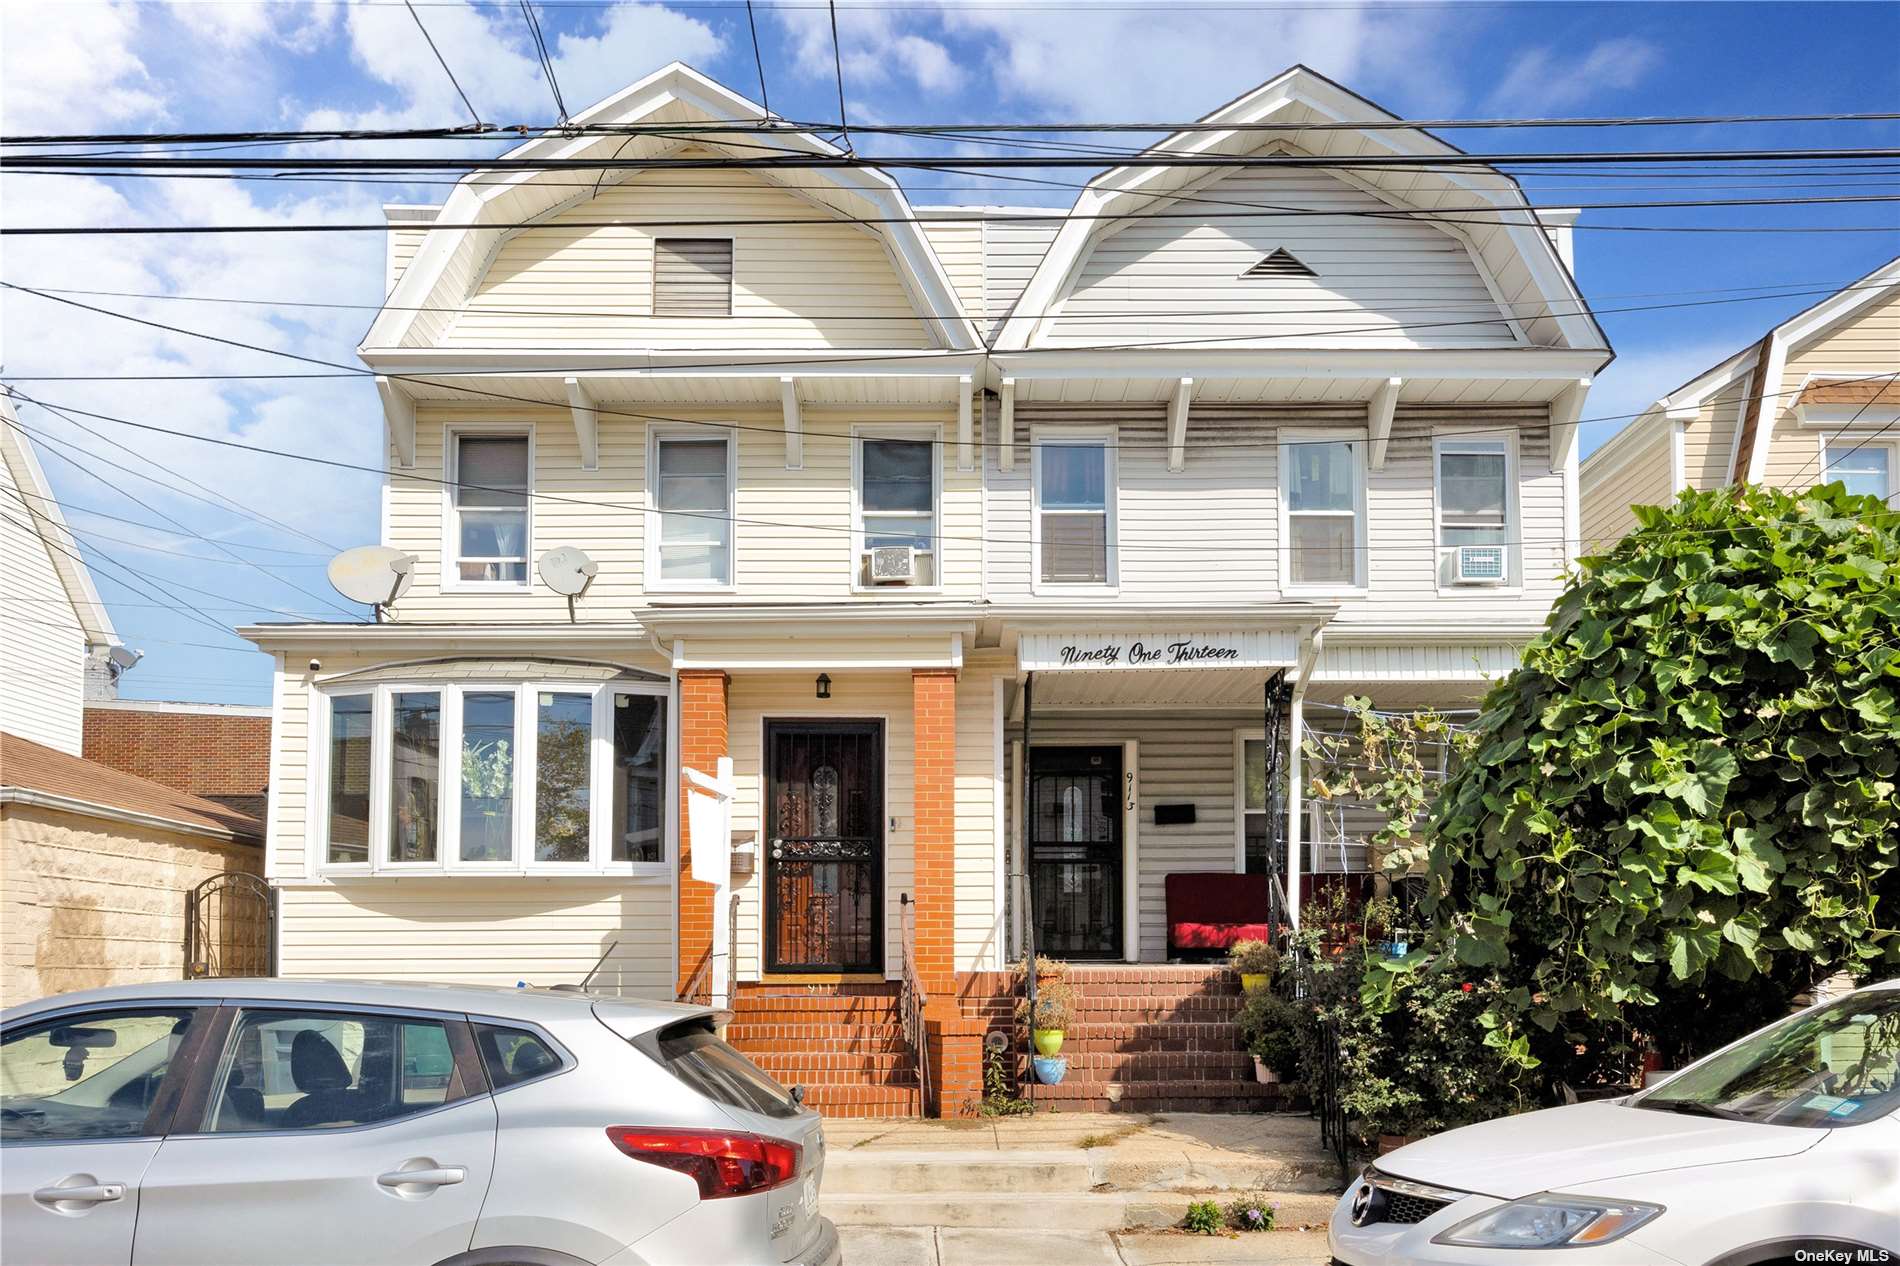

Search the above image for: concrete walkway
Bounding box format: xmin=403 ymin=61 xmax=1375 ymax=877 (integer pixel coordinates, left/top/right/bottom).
xmin=838 ymin=1227 xmax=1332 ymax=1265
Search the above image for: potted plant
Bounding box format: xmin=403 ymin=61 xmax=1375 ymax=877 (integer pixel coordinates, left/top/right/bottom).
xmin=1031 ymin=1054 xmax=1067 ymax=1085
xmin=460 ymin=739 xmax=512 ymax=861
xmin=1235 ymin=988 xmax=1300 ymax=1084
xmin=1229 ymin=939 xmax=1280 ymax=993
xmin=1014 ymin=958 xmax=1073 ymax=1057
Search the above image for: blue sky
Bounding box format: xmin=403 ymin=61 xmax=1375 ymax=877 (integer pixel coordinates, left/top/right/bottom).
xmin=2 ymin=0 xmax=1896 ymax=705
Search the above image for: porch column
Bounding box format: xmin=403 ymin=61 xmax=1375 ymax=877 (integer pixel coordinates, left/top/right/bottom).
xmin=678 ymin=668 xmax=729 ymax=996
xmin=912 ymin=668 xmax=958 ymax=1001
xmin=1285 ymin=686 xmax=1305 ymax=929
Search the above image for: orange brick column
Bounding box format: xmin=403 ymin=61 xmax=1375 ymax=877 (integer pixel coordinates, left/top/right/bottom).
xmin=911 ymin=668 xmax=958 ymax=1003
xmin=677 ymin=668 xmax=730 ymax=997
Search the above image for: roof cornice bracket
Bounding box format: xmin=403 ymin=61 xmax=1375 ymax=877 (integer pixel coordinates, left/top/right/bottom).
xmin=564 ymin=377 xmax=599 ymax=471
xmin=780 ymin=376 xmax=803 ymax=470
xmin=1167 ymin=377 xmax=1194 ymax=472
xmin=957 ymin=375 xmax=974 ymax=472
xmin=998 ymin=378 xmax=1016 ymax=472
xmin=1367 ymin=377 xmax=1401 ymax=470
xmin=1550 ymin=377 xmax=1591 ymax=469
xmin=376 ymin=376 xmax=417 ymax=468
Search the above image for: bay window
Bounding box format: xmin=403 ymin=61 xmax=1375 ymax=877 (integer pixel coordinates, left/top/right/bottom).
xmin=1035 ymin=434 xmax=1115 ymax=587
xmin=1281 ymin=436 xmax=1364 ymax=589
xmin=450 ymin=433 xmax=530 ymax=585
xmin=856 ymin=433 xmax=939 ymax=587
xmin=650 ymin=433 xmax=734 ymax=587
xmin=314 ymin=681 xmax=672 ymax=874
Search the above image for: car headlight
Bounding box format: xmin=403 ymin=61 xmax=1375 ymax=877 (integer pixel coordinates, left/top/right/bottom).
xmin=1434 ymin=1194 xmax=1663 ymax=1248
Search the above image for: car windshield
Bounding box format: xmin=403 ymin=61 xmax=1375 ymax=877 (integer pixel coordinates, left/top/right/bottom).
xmin=1635 ymin=988 xmax=1900 ymax=1128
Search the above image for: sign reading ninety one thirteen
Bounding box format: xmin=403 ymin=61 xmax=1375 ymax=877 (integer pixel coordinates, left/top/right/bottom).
xmin=1018 ymin=631 xmax=1296 ymax=672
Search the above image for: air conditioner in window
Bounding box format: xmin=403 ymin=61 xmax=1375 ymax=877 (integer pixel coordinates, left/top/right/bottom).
xmin=866 ymin=545 xmax=916 ymax=584
xmin=1454 ymin=544 xmax=1508 ymax=585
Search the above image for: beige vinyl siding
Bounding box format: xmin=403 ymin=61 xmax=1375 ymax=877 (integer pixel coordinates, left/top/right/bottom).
xmin=916 ymin=218 xmax=986 ymax=326
xmin=1761 ymin=290 xmax=1900 ymax=490
xmin=387 ymin=225 xmax=428 ymax=293
xmin=3 ymin=803 xmax=261 ymax=1007
xmin=1580 ymin=418 xmax=1672 ymax=553
xmin=982 ymin=219 xmax=1058 ymax=341
xmin=727 ymin=672 xmax=915 ymax=982
xmin=1045 ymin=167 xmax=1515 ymax=347
xmin=442 ymin=160 xmax=932 ymax=349
xmin=275 ymin=880 xmax=673 ymax=998
xmin=1 ymin=455 xmax=86 ymax=755
xmin=1683 ymin=377 xmax=1748 ymax=490
xmin=383 ymin=407 xmax=983 ymax=622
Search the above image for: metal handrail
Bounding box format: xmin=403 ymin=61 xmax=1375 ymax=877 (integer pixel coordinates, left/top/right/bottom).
xmin=677 ymin=950 xmax=712 ymax=1004
xmin=898 ymin=893 xmax=933 ymax=1113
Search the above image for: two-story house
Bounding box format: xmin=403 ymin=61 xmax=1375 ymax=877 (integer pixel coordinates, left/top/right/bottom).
xmin=243 ymin=63 xmax=1612 ymax=1116
xmin=1581 ymin=255 xmax=1899 ymax=548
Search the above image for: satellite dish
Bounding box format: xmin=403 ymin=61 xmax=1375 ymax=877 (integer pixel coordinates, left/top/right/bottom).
xmin=539 ymin=546 xmax=599 ymax=598
xmin=328 ymin=545 xmax=416 ymax=610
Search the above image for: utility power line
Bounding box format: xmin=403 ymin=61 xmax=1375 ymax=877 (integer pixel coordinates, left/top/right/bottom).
xmin=404 ymin=1 xmax=485 ymax=129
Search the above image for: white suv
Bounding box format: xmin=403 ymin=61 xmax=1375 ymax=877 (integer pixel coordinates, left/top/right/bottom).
xmin=1 ymin=978 xmax=838 ymax=1266
xmin=1329 ymin=977 xmax=1900 ymax=1264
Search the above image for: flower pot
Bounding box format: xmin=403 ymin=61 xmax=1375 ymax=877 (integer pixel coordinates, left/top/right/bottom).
xmin=1240 ymin=972 xmax=1272 ymax=993
xmin=1377 ymin=1133 xmax=1419 ymax=1155
xmin=1032 ymin=1028 xmax=1065 ymax=1057
xmin=1032 ymin=1055 xmax=1067 ymax=1085
xmin=1252 ymin=1056 xmax=1280 ymax=1085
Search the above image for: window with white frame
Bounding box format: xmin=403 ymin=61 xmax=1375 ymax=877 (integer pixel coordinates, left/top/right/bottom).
xmin=317 ymin=682 xmax=670 ymax=873
xmin=1036 ymin=438 xmax=1113 ymax=586
xmin=651 ymin=434 xmax=733 ymax=586
xmin=1435 ymin=435 xmax=1515 ymax=586
xmin=1824 ymin=440 xmax=1894 ymax=503
xmin=1282 ymin=438 xmax=1363 ymax=588
xmin=856 ymin=434 xmax=938 ymax=586
xmin=450 ymin=434 xmax=530 ymax=584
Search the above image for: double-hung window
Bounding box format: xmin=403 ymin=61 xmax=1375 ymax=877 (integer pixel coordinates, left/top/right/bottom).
xmin=450 ymin=434 xmax=530 ymax=585
xmin=1035 ymin=435 xmax=1115 ymax=587
xmin=1281 ymin=437 xmax=1364 ymax=589
xmin=650 ymin=434 xmax=734 ymax=588
xmin=316 ymin=681 xmax=671 ymax=874
xmin=1824 ymin=440 xmax=1894 ymax=503
xmin=856 ymin=433 xmax=939 ymax=587
xmin=1435 ymin=435 xmax=1516 ymax=588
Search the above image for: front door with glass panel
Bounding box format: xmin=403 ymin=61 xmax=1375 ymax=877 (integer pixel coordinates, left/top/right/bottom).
xmin=1029 ymin=746 xmax=1123 ymax=960
xmin=765 ymin=721 xmax=883 ymax=973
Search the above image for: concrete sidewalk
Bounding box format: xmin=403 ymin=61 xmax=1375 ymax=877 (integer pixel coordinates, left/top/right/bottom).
xmin=839 ymin=1226 xmax=1331 ymax=1265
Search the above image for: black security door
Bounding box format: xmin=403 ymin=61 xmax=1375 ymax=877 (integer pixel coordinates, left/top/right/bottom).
xmin=766 ymin=721 xmax=884 ymax=973
xmin=1029 ymin=746 xmax=1123 ymax=960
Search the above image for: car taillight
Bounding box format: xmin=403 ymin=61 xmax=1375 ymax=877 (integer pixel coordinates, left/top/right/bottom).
xmin=606 ymin=1127 xmax=801 ymax=1200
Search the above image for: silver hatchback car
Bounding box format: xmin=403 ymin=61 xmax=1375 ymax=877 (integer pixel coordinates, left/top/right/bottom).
xmin=1 ymin=979 xmax=839 ymax=1266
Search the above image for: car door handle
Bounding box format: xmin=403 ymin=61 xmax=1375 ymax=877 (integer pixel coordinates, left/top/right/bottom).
xmin=33 ymin=1183 xmax=126 ymax=1207
xmin=376 ymin=1167 xmax=465 ymax=1190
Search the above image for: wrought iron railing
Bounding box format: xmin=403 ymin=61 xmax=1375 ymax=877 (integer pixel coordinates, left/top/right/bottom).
xmin=677 ymin=949 xmax=712 ymax=1005
xmin=898 ymin=893 xmax=932 ymax=1114
xmin=184 ymin=872 xmax=272 ymax=979
xmin=1283 ymin=947 xmax=1351 ymax=1182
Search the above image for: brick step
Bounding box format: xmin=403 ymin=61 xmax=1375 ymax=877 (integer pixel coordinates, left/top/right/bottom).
xmin=727 ymin=1006 xmax=905 ymax=1023
xmin=746 ymin=1056 xmax=918 ymax=1079
xmin=1020 ymin=1079 xmax=1288 ymax=1113
xmin=1025 ymin=1057 xmax=1256 ymax=1078
xmin=727 ymin=1028 xmax=911 ymax=1046
xmin=788 ymin=1085 xmax=922 ymax=1118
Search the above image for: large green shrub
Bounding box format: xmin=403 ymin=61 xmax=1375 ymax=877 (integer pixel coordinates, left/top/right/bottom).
xmin=1390 ymin=483 xmax=1900 ymax=1059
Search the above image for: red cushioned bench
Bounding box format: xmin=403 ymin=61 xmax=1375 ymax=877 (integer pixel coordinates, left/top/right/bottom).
xmin=1166 ymin=872 xmax=1274 ymax=960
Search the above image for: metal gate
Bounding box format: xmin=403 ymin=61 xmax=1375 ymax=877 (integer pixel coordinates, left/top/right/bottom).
xmin=184 ymin=872 xmax=274 ymax=978
xmin=1028 ymin=746 xmax=1123 ymax=960
xmin=765 ymin=720 xmax=884 ymax=973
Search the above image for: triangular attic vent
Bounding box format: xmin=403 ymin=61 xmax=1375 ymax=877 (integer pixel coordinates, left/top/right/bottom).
xmin=1242 ymin=248 xmax=1318 ymax=280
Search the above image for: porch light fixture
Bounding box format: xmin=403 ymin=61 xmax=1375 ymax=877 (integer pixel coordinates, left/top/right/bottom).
xmin=815 ymin=673 xmax=832 ymax=700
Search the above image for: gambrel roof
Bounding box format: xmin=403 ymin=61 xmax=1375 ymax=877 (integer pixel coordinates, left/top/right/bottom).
xmin=362 ymin=62 xmax=983 ymax=354
xmin=0 ymin=393 xmax=120 ymax=651
xmin=990 ymin=65 xmax=1608 ymax=355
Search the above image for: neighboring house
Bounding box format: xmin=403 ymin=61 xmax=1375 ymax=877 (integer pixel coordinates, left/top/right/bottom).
xmin=0 ymin=396 xmax=139 ymax=753
xmin=1 ymin=733 xmax=263 ymax=1007
xmin=1581 ymin=256 xmax=1900 ymax=547
xmin=85 ymin=700 xmax=273 ymax=824
xmin=242 ymin=64 xmax=1611 ymax=1115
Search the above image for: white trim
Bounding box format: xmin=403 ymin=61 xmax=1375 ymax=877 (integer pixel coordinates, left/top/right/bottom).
xmin=779 ymin=377 xmax=803 ymax=470
xmin=1232 ymin=728 xmax=1252 ymax=875
xmin=563 ymin=377 xmax=599 ymax=471
xmin=0 ymin=788 xmax=258 ymax=844
xmin=991 ymin=347 xmax=1606 ymax=383
xmin=0 ymin=399 xmax=121 ymax=650
xmin=645 ymin=426 xmax=737 ymax=593
xmin=376 ymin=377 xmax=418 ymax=469
xmin=956 ymin=374 xmax=975 ymax=472
xmin=997 ymin=378 xmax=1016 ymax=472
xmin=263 ymin=656 xmax=286 ymax=883
xmin=1723 ymin=370 xmax=1752 ymax=484
xmin=87 ymin=698 xmax=272 ymax=717
xmin=1794 ymin=403 xmax=1900 ymax=428
xmin=1745 ymin=335 xmax=1790 ymax=486
xmin=443 ymin=424 xmax=534 ymax=593
xmin=1278 ymin=430 xmax=1367 ymax=595
xmin=1366 ymin=378 xmax=1401 ymax=471
xmin=1008 ymin=737 xmax=1023 ymax=962
xmin=1818 ymin=434 xmax=1899 ymax=503
xmin=1166 ymin=377 xmax=1193 ymax=473
xmin=1432 ymin=430 xmax=1521 ymax=596
xmin=1015 ymin=734 xmax=1141 ymax=963
xmin=990 ymin=674 xmax=1006 ymax=972
xmin=851 ymin=423 xmax=945 ymax=595
xmin=1670 ymin=415 xmax=1687 ymax=494
xmin=1029 ymin=426 xmax=1120 ymax=595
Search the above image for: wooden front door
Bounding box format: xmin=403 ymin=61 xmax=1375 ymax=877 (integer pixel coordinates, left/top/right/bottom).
xmin=1029 ymin=746 xmax=1124 ymax=960
xmin=765 ymin=720 xmax=884 ymax=973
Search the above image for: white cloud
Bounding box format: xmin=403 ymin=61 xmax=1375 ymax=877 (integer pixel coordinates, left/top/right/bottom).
xmin=0 ymin=2 xmax=164 ymax=132
xmin=553 ymin=3 xmax=724 ymax=111
xmin=1486 ymin=37 xmax=1663 ymax=115
xmin=774 ymin=6 xmax=965 ymax=99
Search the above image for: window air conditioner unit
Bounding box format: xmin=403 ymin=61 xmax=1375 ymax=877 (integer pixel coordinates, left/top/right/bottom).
xmin=866 ymin=545 xmax=916 ymax=584
xmin=1454 ymin=544 xmax=1508 ymax=585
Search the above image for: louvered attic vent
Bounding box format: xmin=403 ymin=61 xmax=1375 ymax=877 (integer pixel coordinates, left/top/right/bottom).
xmin=653 ymin=238 xmax=734 ymax=316
xmin=1242 ymin=248 xmax=1318 ymax=279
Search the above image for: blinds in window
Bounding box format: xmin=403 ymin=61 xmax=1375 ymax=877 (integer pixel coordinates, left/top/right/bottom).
xmin=1040 ymin=514 xmax=1109 ymax=583
xmin=653 ymin=238 xmax=734 ymax=316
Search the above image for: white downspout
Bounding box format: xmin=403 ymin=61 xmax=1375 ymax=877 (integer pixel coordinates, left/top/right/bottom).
xmin=1286 ymin=626 xmax=1326 ymax=931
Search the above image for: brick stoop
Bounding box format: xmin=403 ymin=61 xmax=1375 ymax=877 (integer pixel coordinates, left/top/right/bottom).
xmin=960 ymin=965 xmax=1290 ymax=1114
xmin=726 ymin=983 xmax=922 ymax=1118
